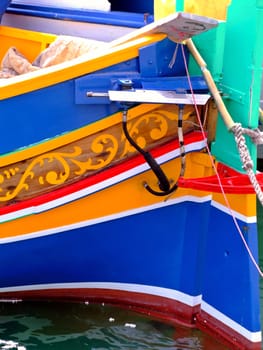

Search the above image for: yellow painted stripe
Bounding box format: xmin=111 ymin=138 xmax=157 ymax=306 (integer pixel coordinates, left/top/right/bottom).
xmin=0 ymin=132 xmax=255 ymax=240
xmin=0 ymin=25 xmax=56 ymax=43
xmin=0 ymin=103 xmax=162 ymax=166
xmin=184 ymin=0 xmax=231 ymax=20
xmin=0 ymin=154 xmax=209 ymax=238
xmin=0 ymin=34 xmax=166 ymax=100
xmin=0 ymin=26 xmax=56 ymax=61
xmin=212 ymin=193 xmax=257 ymax=217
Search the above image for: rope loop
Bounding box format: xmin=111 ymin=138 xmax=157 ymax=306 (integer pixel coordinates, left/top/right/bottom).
xmin=231 ymin=123 xmax=263 ymax=205
xmin=242 ymin=127 xmax=263 ymax=145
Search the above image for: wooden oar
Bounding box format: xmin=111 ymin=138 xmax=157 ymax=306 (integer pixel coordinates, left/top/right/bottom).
xmin=186 ymin=38 xmax=235 ymax=130
xmin=259 ymin=108 xmax=263 ymax=124
xmin=110 ymin=12 xmax=219 ymax=47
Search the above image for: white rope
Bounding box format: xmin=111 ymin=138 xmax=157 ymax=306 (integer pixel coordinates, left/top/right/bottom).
xmin=242 ymin=126 xmax=263 ymax=145
xmin=178 ymin=106 xmax=186 ymax=177
xmin=231 ymin=123 xmax=263 ymax=206
xmin=169 ymin=43 xmax=179 ymax=69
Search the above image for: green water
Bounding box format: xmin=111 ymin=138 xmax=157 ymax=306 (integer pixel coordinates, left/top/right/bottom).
xmin=0 ymin=204 xmax=262 ymax=350
xmin=0 ymin=301 xmax=230 ymax=350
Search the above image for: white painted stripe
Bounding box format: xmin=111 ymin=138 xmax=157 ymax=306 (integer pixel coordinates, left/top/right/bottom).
xmin=0 ymin=282 xmax=260 ymax=343
xmin=0 ymin=194 xmax=211 ymax=243
xmin=11 ymin=0 xmax=111 ymax=11
xmin=201 ymin=301 xmax=262 ymax=343
xmin=0 ymin=139 xmax=206 ymax=224
xmin=0 ymin=282 xmax=202 ymax=307
xmin=211 ymin=200 xmax=257 ymax=223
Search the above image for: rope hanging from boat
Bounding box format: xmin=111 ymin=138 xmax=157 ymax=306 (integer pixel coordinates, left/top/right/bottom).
xmin=177 ymin=105 xmax=186 ymax=177
xmin=169 ymin=49 xmax=187 ymax=178
xmin=185 ymin=38 xmax=263 ymax=206
xmin=260 ymin=107 xmax=263 ymax=124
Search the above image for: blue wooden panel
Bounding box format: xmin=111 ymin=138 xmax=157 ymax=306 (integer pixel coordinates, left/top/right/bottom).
xmin=75 ymin=58 xmax=142 ymax=105
xmin=0 ymin=0 xmax=10 ymax=18
xmin=7 ymin=4 xmax=154 ymax=28
xmin=139 ymin=39 xmax=189 ymax=77
xmin=0 ymin=80 xmax=118 ymax=154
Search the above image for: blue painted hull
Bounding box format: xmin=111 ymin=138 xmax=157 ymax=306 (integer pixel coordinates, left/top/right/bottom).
xmin=0 ymin=6 xmax=262 ymax=349
xmin=0 ymin=196 xmax=260 ymax=344
xmin=0 ymin=199 xmax=210 ymax=291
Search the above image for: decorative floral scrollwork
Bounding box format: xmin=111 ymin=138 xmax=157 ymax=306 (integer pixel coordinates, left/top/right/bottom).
xmin=0 ymin=105 xmax=187 ymax=204
xmin=38 ymin=148 xmax=82 ymax=185
xmin=0 ymin=134 xmax=119 ymax=202
xmin=121 ymin=110 xmax=176 ymax=157
xmin=71 ymin=134 xmax=119 ymax=175
xmin=0 ymin=147 xmax=82 ymax=202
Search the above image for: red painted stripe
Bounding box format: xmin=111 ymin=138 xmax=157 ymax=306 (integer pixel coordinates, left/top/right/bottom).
xmin=0 ymin=131 xmax=204 ymax=215
xmin=0 ymin=287 xmax=198 ymax=328
xmin=196 ymin=310 xmax=261 ymax=350
xmin=0 ymin=287 xmax=259 ymax=349
xmin=178 ymin=163 xmax=263 ymax=194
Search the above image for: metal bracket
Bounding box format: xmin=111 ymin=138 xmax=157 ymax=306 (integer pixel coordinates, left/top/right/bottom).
xmin=218 ymin=83 xmax=245 ymax=104
xmin=107 ymin=89 xmax=210 ymax=105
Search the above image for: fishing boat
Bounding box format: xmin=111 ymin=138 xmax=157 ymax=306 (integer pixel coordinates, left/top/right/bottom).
xmin=0 ymin=0 xmax=263 ymax=349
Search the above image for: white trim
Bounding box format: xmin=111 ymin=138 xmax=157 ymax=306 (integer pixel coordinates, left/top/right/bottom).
xmin=0 ymin=139 xmax=206 ymax=224
xmin=201 ymin=300 xmax=262 ymax=343
xmin=0 ymin=194 xmax=211 ymax=243
xmin=211 ymin=200 xmax=257 ymax=223
xmin=0 ymin=281 xmax=202 ymax=307
xmin=11 ymin=0 xmax=111 ymax=11
xmin=1 ymin=281 xmax=260 ymax=343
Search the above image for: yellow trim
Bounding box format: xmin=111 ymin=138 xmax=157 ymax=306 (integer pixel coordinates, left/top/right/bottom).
xmin=4 ymin=152 xmax=255 ymax=237
xmin=0 ymin=189 xmax=255 ymax=239
xmin=0 ymin=33 xmax=166 ymax=100
xmin=212 ymin=193 xmax=257 ymax=217
xmin=154 ymin=0 xmax=176 ymax=20
xmin=0 ymin=104 xmax=164 ymax=166
xmin=184 ymin=0 xmax=231 ymax=20
xmin=0 ymin=25 xmax=56 ymax=44
xmin=0 ymin=26 xmax=56 ymax=62
xmin=0 ymin=154 xmax=210 ymax=237
xmin=154 ymin=0 xmax=231 ymax=20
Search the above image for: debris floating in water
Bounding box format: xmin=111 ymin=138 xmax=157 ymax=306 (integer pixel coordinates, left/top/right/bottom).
xmin=124 ymin=323 xmax=136 ymax=328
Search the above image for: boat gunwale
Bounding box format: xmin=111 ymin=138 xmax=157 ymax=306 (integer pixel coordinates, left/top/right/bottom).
xmin=0 ymin=31 xmax=166 ymax=100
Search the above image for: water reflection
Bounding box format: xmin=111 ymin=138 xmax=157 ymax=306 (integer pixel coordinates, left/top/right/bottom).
xmin=0 ymin=301 xmax=229 ymax=350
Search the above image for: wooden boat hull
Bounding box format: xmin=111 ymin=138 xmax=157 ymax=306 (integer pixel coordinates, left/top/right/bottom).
xmin=0 ymin=149 xmax=260 ymax=349
xmin=0 ymin=104 xmax=261 ymax=349
xmin=0 ymin=4 xmax=262 ymax=349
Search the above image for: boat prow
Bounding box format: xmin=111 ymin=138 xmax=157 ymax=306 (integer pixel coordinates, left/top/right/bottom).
xmin=0 ymin=1 xmax=262 ymax=349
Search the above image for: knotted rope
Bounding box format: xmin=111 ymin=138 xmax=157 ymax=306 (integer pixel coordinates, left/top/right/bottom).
xmin=232 ymin=123 xmax=263 ymax=205
xmin=241 ymin=125 xmax=263 ymax=145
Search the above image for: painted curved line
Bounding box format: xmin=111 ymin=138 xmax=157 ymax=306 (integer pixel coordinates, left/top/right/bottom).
xmin=0 ymin=194 xmax=212 ymax=243
xmin=201 ymin=301 xmax=262 ymax=342
xmin=0 ymin=137 xmax=207 ymax=224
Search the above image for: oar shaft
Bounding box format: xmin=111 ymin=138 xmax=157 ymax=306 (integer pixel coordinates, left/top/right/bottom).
xmin=186 ymin=38 xmax=235 ymax=131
